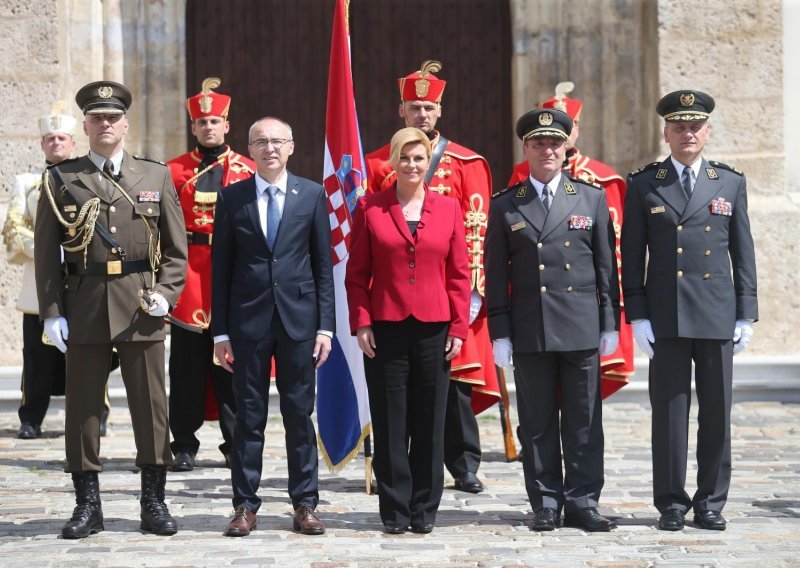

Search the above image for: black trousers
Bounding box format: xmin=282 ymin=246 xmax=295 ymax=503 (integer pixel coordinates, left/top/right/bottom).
xmin=649 ymin=337 xmax=733 ymax=514
xmin=514 ymin=349 xmax=604 ymax=514
xmin=365 ymin=318 xmax=450 ymax=527
xmin=443 ymin=380 xmax=481 ymax=478
xmin=168 ymin=325 xmax=236 ymax=457
xmin=18 ymin=313 xmax=65 ymax=425
xmin=230 ymin=311 xmax=319 ymax=512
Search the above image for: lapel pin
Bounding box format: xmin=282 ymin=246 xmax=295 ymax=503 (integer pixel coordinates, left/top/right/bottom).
xmin=291 ymin=188 xmax=298 ymax=194
xmin=655 ymin=169 xmax=668 ymax=180
xmin=706 ymin=168 xmax=718 ymax=179
xmin=516 ymin=186 xmax=527 ymax=198
xmin=564 ymin=182 xmax=576 ymax=195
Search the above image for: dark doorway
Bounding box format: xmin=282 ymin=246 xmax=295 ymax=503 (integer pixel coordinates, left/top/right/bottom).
xmin=186 ymin=0 xmax=512 ymax=189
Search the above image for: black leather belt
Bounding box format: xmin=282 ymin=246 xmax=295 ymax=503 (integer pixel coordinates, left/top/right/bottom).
xmin=66 ymin=259 xmax=150 ymax=276
xmin=187 ymin=232 xmax=212 ymax=245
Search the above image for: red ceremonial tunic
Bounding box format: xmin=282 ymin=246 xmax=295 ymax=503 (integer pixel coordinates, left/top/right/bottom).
xmin=365 ymin=132 xmax=500 ymax=413
xmin=168 ymin=146 xmax=255 ymax=329
xmin=508 ymin=148 xmax=634 ymax=397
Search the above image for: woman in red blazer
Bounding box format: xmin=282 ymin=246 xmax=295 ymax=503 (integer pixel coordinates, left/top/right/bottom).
xmin=346 ymin=127 xmax=470 ymax=534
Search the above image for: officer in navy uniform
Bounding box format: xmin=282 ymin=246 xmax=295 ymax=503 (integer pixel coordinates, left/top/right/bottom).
xmin=35 ymin=81 xmax=188 ymax=539
xmin=621 ymin=90 xmax=758 ymax=532
xmin=485 ymin=108 xmax=619 ymax=532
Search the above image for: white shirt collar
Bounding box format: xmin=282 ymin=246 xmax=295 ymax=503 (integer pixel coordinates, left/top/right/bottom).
xmin=89 ymin=149 xmax=124 ymax=176
xmin=528 ymin=171 xmax=562 ymax=198
xmin=670 ymin=155 xmax=702 ymax=180
xmin=255 ymin=171 xmax=288 ymax=195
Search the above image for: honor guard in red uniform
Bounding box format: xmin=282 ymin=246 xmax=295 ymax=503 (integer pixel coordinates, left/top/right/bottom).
xmin=167 ymin=77 xmax=255 ymax=471
xmin=365 ymin=61 xmax=500 ymax=493
xmin=508 ymin=82 xmax=634 ymax=397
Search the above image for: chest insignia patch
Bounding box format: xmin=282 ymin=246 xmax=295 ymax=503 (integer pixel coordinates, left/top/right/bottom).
xmin=510 ymin=221 xmax=526 ymax=232
xmin=568 ymin=215 xmax=593 ymax=230
xmin=137 ymin=191 xmax=161 ymax=202
xmin=650 ymin=206 xmax=666 ymax=214
xmin=710 ymin=197 xmax=732 ymax=216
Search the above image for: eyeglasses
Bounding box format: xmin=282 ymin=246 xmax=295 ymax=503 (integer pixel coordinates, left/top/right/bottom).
xmin=249 ymin=138 xmax=292 ymax=150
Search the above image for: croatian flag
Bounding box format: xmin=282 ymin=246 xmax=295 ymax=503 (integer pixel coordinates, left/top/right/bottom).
xmin=317 ymin=0 xmax=370 ymax=473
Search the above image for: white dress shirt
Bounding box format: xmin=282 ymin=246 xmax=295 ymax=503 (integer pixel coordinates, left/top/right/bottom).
xmin=528 ymin=171 xmax=563 ymax=202
xmin=670 ymin=155 xmax=702 ymax=184
xmin=254 ymin=171 xmax=287 ymax=237
xmin=89 ymin=149 xmax=123 ymax=176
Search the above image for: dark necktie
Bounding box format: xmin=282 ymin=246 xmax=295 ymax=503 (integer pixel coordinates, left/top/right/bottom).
xmin=681 ymin=167 xmax=694 ymax=199
xmin=541 ymin=185 xmax=552 ymax=211
xmin=266 ymin=185 xmax=281 ymax=250
xmin=102 ymin=161 xmax=118 ymax=199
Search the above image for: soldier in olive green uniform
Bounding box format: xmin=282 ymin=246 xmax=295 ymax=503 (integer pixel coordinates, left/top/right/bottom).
xmin=34 ymin=81 xmax=188 ymax=539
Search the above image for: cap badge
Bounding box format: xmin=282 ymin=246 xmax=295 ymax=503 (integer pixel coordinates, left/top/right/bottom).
xmin=415 ymin=78 xmax=430 ymax=98
xmin=98 ymin=86 xmax=113 ymax=99
xmin=49 ymin=116 xmax=62 ymax=130
xmin=199 ymin=95 xmax=212 ymax=113
xmin=680 ymin=93 xmax=695 ymax=107
xmin=539 ymin=112 xmax=554 ymax=126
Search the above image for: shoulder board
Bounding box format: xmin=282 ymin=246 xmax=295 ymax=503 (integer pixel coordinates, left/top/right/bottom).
xmin=708 ymin=161 xmax=743 ymax=176
xmin=493 ymin=181 xmax=524 ymax=199
xmin=46 ymin=157 xmax=79 ymax=169
xmin=133 ymin=154 xmax=166 ymax=166
xmin=628 ymin=162 xmax=660 ymax=177
xmin=567 ymin=175 xmax=601 ymax=190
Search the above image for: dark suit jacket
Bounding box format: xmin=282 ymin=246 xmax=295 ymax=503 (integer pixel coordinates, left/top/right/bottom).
xmin=484 ymin=176 xmax=619 ymax=352
xmin=35 ymin=152 xmax=187 ymax=343
xmin=344 ymin=185 xmax=471 ymax=339
xmin=210 ymin=172 xmax=334 ymax=343
xmin=621 ymin=157 xmax=758 ymax=339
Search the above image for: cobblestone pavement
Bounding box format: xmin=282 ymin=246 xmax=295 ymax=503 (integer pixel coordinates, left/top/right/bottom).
xmin=0 ymin=396 xmax=798 ymax=567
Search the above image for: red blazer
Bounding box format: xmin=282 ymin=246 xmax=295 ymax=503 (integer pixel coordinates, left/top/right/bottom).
xmin=345 ymin=185 xmax=471 ymax=339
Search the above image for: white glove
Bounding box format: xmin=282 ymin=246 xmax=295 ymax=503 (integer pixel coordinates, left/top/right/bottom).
xmin=733 ymin=319 xmax=754 ymax=355
xmin=43 ymin=316 xmax=69 ymax=353
xmin=492 ymin=338 xmax=514 ymax=370
xmin=142 ymin=291 xmax=169 ymax=317
xmin=599 ymin=331 xmax=619 ymax=357
xmin=632 ymin=319 xmax=655 ymax=359
xmin=468 ymin=290 xmax=482 ymax=324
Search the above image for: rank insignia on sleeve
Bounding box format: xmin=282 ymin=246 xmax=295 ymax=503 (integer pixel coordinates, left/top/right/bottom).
xmin=516 ymin=186 xmax=527 ymax=198
xmin=710 ymin=197 xmax=732 ymax=216
xmin=568 ymin=215 xmax=593 ymax=230
xmin=706 ymin=168 xmax=719 ymax=179
xmin=655 ymin=169 xmax=668 ymax=180
xmin=564 ymin=182 xmax=576 ymax=195
xmin=511 ymin=221 xmax=526 ymax=232
xmin=137 ymin=191 xmax=161 ymax=202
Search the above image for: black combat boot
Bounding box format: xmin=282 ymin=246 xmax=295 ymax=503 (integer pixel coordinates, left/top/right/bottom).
xmin=139 ymin=465 xmax=178 ymax=535
xmin=62 ymin=472 xmax=104 ymax=539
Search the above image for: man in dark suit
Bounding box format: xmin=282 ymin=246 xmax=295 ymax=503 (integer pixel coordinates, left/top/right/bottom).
xmin=621 ymin=91 xmax=758 ymax=532
xmin=212 ymin=116 xmax=335 ymax=537
xmin=35 ymin=81 xmax=187 ymax=538
xmin=485 ymin=108 xmax=619 ymax=532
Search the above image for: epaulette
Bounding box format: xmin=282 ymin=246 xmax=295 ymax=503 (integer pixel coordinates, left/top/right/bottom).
xmin=708 ymin=160 xmax=743 ymax=176
xmin=629 ymin=162 xmax=660 ymax=177
xmin=567 ymin=175 xmax=601 ymax=190
xmin=133 ymin=154 xmax=167 ymax=166
xmin=46 ymin=157 xmax=79 ymax=169
xmin=493 ymin=180 xmax=524 ymax=198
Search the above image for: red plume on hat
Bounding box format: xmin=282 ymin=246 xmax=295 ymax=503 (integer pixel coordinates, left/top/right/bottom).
xmin=398 ymin=60 xmax=447 ymax=103
xmin=186 ymin=77 xmax=231 ymax=120
xmin=539 ymin=81 xmax=583 ymax=121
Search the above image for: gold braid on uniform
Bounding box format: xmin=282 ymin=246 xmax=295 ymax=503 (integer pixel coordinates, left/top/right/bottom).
xmin=465 ymin=193 xmax=487 ymax=295
xmin=42 ymin=169 xmax=100 ymax=268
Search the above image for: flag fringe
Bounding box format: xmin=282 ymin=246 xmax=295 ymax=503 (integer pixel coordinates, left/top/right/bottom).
xmin=318 ymin=423 xmax=373 ymax=474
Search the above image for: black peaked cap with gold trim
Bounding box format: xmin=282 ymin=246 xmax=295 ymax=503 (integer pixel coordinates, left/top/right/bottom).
xmin=515 ymin=108 xmax=573 ymax=141
xmin=656 ymin=90 xmax=715 ymax=122
xmin=75 ymin=81 xmax=132 ymax=115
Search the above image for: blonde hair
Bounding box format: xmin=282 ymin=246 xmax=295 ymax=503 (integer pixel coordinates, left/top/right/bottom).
xmin=389 ymin=127 xmax=432 ymax=167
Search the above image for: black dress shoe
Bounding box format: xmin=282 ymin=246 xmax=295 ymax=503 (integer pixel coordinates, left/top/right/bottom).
xmin=693 ymin=510 xmax=726 ymax=531
xmin=658 ymin=509 xmax=685 ymax=531
xmin=563 ymin=508 xmax=617 ymax=532
xmin=172 ymin=451 xmax=195 ymax=472
xmin=410 ymin=523 xmax=434 ymax=534
xmin=383 ymin=523 xmax=406 ymax=534
xmin=530 ymin=507 xmax=559 ymax=531
xmin=17 ymin=423 xmax=41 ymax=439
xmin=454 ymin=472 xmax=484 ymax=494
